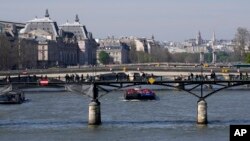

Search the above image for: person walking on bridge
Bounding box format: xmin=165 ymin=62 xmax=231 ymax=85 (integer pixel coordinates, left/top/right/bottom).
xmin=190 ymin=73 xmax=194 ymax=80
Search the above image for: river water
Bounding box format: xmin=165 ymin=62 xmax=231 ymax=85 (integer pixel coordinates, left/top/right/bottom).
xmin=0 ymin=87 xmax=250 ymax=141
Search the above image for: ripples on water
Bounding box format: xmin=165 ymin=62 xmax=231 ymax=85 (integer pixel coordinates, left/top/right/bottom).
xmin=0 ymin=88 xmax=250 ymax=141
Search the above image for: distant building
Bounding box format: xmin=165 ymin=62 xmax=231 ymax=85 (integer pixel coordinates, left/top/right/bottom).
xmin=134 ymin=38 xmax=148 ymax=52
xmin=196 ymin=31 xmax=203 ymax=46
xmin=119 ymin=36 xmax=159 ymax=54
xmin=59 ymin=15 xmax=97 ymax=65
xmin=0 ymin=23 xmax=3 ymax=34
xmin=166 ymin=46 xmax=186 ymax=53
xmin=185 ymin=46 xmax=210 ymax=53
xmin=19 ymin=9 xmax=79 ymax=68
xmin=97 ymin=38 xmax=129 ymax=64
xmin=36 ymin=38 xmax=79 ymax=68
xmin=19 ymin=10 xmax=59 ymax=40
xmin=146 ymin=35 xmax=159 ymax=54
xmin=183 ymin=39 xmax=196 ymax=47
xmin=0 ymin=20 xmax=25 ymax=38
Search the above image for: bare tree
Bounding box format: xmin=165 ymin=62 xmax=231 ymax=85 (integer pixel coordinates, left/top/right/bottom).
xmin=234 ymin=27 xmax=250 ymax=61
xmin=150 ymin=45 xmax=171 ymax=62
xmin=0 ymin=36 xmax=38 ymax=70
xmin=171 ymin=53 xmax=199 ymax=63
xmin=17 ymin=39 xmax=37 ymax=69
xmin=0 ymin=35 xmax=14 ymax=70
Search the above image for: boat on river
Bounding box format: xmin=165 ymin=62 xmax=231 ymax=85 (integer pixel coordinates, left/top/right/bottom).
xmin=124 ymin=87 xmax=156 ymax=100
xmin=0 ymin=90 xmax=25 ymax=104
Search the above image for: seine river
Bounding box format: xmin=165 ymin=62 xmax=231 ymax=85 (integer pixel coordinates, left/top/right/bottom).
xmin=1 ymin=87 xmax=250 ymax=141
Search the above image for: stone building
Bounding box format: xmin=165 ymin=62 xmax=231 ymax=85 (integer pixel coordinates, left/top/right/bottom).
xmin=19 ymin=9 xmax=59 ymax=40
xmin=134 ymin=38 xmax=148 ymax=52
xmin=97 ymin=38 xmax=129 ymax=64
xmin=19 ymin=9 xmax=79 ymax=68
xmin=120 ymin=36 xmax=157 ymax=54
xmin=59 ymin=15 xmax=97 ymax=65
xmin=0 ymin=20 xmax=25 ymax=38
xmin=36 ymin=38 xmax=79 ymax=68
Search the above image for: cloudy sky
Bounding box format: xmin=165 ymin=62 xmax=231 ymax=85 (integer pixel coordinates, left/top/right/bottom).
xmin=1 ymin=0 xmax=249 ymax=41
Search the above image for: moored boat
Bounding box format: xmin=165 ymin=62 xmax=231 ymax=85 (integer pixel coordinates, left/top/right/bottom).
xmin=0 ymin=91 xmax=25 ymax=104
xmin=124 ymin=87 xmax=156 ymax=100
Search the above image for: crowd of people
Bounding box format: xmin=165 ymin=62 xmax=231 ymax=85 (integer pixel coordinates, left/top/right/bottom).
xmin=1 ymin=71 xmax=250 ymax=84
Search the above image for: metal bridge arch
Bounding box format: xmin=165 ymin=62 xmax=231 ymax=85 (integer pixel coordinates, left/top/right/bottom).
xmin=1 ymin=76 xmax=250 ymax=101
xmin=92 ymin=80 xmax=250 ymax=100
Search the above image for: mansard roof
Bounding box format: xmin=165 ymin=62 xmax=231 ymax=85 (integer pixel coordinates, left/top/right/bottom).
xmin=27 ymin=17 xmax=54 ymax=23
xmin=20 ymin=9 xmax=59 ymax=40
xmin=59 ymin=15 xmax=89 ymax=40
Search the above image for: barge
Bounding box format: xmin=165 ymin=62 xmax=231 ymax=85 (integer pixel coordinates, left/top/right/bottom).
xmin=124 ymin=87 xmax=156 ymax=100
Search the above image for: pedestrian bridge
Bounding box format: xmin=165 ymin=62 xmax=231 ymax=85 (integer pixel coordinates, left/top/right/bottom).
xmin=1 ymin=74 xmax=250 ymax=126
xmin=0 ymin=62 xmax=245 ymax=80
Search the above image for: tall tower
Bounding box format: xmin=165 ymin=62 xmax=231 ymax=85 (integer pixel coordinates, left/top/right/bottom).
xmin=197 ymin=31 xmax=204 ymax=63
xmin=212 ymin=32 xmax=217 ymax=64
xmin=196 ymin=31 xmax=202 ymax=46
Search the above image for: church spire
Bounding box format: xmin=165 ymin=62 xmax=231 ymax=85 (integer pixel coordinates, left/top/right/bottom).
xmin=75 ymin=14 xmax=79 ymax=22
xmin=45 ymin=9 xmax=49 ymax=18
xmin=196 ymin=31 xmax=202 ymax=46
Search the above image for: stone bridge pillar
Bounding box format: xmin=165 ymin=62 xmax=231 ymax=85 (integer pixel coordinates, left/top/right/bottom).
xmin=88 ymin=100 xmax=101 ymax=125
xmin=88 ymin=84 xmax=101 ymax=125
xmin=197 ymin=99 xmax=207 ymax=124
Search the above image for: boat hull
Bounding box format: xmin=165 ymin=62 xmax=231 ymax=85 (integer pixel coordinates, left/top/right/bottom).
xmin=0 ymin=91 xmax=25 ymax=104
xmin=124 ymin=88 xmax=156 ymax=100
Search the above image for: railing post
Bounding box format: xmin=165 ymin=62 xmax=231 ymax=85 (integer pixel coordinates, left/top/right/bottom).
xmin=88 ymin=83 xmax=101 ymax=125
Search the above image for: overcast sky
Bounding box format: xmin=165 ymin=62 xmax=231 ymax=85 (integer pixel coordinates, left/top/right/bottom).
xmin=1 ymin=0 xmax=250 ymax=41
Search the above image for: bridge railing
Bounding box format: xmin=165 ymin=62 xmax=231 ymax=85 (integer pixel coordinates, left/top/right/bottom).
xmin=1 ymin=72 xmax=250 ymax=85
